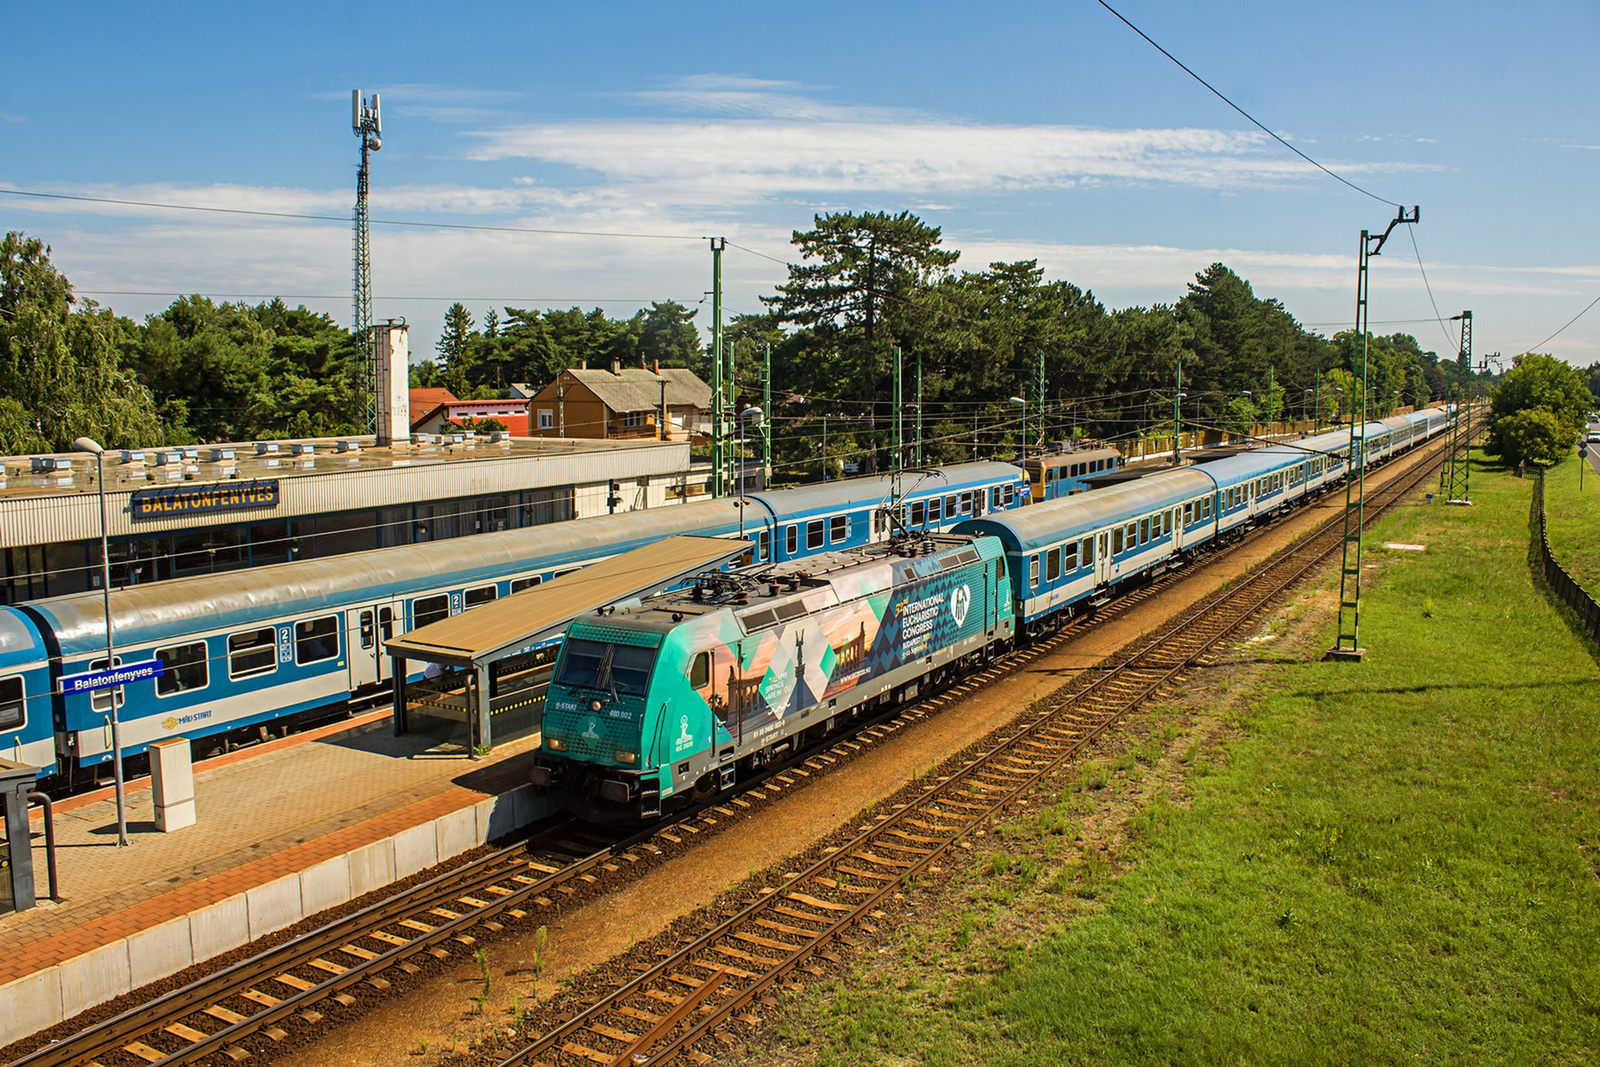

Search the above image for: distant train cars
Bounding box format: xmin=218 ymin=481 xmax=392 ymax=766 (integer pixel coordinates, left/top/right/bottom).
xmin=0 ymin=463 xmax=1027 ymax=788
xmin=1023 ymin=444 xmax=1123 ymax=500
xmin=535 ymin=406 xmax=1448 ymax=818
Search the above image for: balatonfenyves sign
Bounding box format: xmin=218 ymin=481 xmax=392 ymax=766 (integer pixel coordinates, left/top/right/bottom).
xmin=130 ymin=479 xmax=280 ymax=521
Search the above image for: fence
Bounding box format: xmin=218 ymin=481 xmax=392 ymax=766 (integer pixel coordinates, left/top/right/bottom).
xmin=1534 ymin=470 xmax=1600 ymax=641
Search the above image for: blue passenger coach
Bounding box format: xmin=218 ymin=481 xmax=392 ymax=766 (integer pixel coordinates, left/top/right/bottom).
xmin=0 ymin=609 xmax=56 ymax=774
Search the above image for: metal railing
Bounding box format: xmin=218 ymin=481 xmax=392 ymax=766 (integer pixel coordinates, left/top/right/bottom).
xmin=1534 ymin=470 xmax=1600 ymax=642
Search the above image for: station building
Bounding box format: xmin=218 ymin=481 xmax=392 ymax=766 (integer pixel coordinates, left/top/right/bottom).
xmin=0 ymin=434 xmax=701 ymax=603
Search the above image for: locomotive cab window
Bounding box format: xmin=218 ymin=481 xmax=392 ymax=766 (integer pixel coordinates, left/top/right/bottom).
xmin=228 ymin=628 xmax=277 ymax=679
xmin=156 ymin=642 xmax=208 ymax=696
xmin=556 ymin=639 xmax=656 ymax=697
xmin=806 ymin=519 xmax=825 ymax=550
xmin=689 ymin=651 xmax=710 ymax=689
xmin=296 ymin=616 xmax=340 ymax=665
xmin=0 ymin=676 xmax=23 ymax=731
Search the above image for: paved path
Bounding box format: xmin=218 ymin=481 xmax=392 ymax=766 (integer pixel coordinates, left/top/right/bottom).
xmin=0 ymin=714 xmax=540 ymax=984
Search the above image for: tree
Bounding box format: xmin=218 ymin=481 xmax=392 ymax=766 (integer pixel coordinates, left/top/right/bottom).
xmin=1487 ymin=353 xmax=1588 ymax=457
xmin=1491 ymin=407 xmax=1570 ymax=466
xmin=638 ymin=301 xmax=702 ymax=369
xmin=0 ymin=231 xmax=162 ymax=451
xmin=766 ymin=211 xmax=959 ymax=470
xmin=437 ymin=303 xmax=478 ymax=397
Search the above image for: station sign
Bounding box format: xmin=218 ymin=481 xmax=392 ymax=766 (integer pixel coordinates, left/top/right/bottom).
xmin=60 ymin=659 xmax=165 ymax=693
xmin=131 ymin=479 xmax=280 ymax=521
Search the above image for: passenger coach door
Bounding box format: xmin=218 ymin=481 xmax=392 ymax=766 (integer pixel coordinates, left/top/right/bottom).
xmin=347 ymin=605 xmax=387 ymax=691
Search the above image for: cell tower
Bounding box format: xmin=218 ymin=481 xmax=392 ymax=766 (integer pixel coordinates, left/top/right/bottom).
xmin=352 ymin=90 xmax=382 ymax=436
xmin=1440 ymin=311 xmax=1473 ymax=504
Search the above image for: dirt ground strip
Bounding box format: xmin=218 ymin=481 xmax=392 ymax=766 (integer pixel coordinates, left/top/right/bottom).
xmin=273 ymin=474 xmax=1404 ymax=1067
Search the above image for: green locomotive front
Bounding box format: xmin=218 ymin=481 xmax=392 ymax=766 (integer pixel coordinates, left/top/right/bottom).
xmin=532 ymin=534 xmax=1012 ymax=820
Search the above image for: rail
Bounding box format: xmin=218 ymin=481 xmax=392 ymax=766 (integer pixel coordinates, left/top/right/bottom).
xmin=1534 ymin=470 xmax=1600 ymax=643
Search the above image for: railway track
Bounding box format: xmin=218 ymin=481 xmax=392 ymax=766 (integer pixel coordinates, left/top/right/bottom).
xmin=7 ymin=439 xmax=1448 ymax=1067
xmin=490 ymin=441 xmax=1449 ymax=1067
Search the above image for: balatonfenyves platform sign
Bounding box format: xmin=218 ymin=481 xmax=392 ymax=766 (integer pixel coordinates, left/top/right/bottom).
xmin=130 ymin=479 xmax=280 ymax=521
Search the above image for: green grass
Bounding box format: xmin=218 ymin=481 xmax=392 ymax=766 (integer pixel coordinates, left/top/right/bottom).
xmin=1542 ymin=451 xmax=1600 ymax=598
xmin=788 ymin=459 xmax=1600 ymax=1066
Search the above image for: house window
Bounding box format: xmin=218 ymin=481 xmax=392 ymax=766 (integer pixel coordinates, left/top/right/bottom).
xmin=538 ymin=409 xmax=554 ymax=429
xmin=156 ymin=642 xmax=208 ymax=696
xmin=624 ymin=411 xmax=646 ymax=428
xmin=295 ymin=616 xmax=340 ymax=665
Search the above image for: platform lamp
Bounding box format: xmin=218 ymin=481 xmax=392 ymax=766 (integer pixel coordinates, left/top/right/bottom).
xmin=74 ymin=436 xmax=129 ymax=847
xmin=737 ymin=405 xmax=763 ymax=539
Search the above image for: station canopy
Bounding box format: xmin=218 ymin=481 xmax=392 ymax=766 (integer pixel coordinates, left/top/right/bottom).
xmin=384 ymin=534 xmax=745 ymax=667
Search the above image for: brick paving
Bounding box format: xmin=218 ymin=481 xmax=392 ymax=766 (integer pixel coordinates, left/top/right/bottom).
xmin=0 ymin=717 xmax=542 ymax=985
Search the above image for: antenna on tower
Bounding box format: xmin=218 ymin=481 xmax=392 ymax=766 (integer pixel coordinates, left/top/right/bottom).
xmin=352 ymin=90 xmax=382 ymax=436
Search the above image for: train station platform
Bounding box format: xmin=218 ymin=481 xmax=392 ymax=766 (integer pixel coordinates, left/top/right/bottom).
xmin=0 ymin=711 xmax=555 ymax=1048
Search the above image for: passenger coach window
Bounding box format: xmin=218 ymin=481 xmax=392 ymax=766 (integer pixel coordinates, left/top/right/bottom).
xmin=807 ymin=519 xmax=825 ymax=550
xmin=911 ymin=501 xmax=926 ymax=526
xmin=0 ymin=676 xmax=23 ymax=730
xmin=466 ymin=585 xmax=497 ymax=608
xmin=228 ymin=628 xmax=277 ymax=679
xmin=1140 ymin=518 xmax=1150 ymax=544
xmin=829 ymin=515 xmax=848 ymax=543
xmin=511 ymin=576 xmax=542 ymax=594
xmin=89 ymin=655 xmax=125 ymax=713
xmin=944 ymin=495 xmax=957 ymax=520
xmin=758 ymin=530 xmax=771 ymax=562
xmin=785 ymin=525 xmax=798 ymax=555
xmin=296 ymin=616 xmax=340 ymax=665
xmin=1046 ymin=549 xmax=1061 ymax=582
xmin=156 ymin=642 xmax=208 ymax=696
xmin=360 ymin=611 xmax=375 ymax=650
xmin=1080 ymin=537 xmax=1094 ymax=566
xmin=1029 ymin=554 xmax=1040 ymax=587
xmin=1113 ymin=528 xmax=1124 ymax=555
xmin=414 ymin=594 xmax=449 ymax=628
xmin=1163 ymin=511 xmax=1173 ymax=535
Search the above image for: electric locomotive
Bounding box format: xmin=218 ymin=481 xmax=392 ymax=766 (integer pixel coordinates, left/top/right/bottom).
xmin=532 ymin=533 xmax=1011 ymax=820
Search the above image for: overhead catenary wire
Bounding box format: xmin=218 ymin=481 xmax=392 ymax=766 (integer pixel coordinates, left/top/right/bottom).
xmin=1093 ymin=0 xmax=1401 ymax=209
xmin=1517 ymin=293 xmax=1600 ymax=357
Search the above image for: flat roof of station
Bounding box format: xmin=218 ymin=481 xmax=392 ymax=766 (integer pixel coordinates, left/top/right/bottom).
xmin=385 ymin=534 xmax=744 ymax=666
xmin=0 ymin=434 xmax=691 ymax=548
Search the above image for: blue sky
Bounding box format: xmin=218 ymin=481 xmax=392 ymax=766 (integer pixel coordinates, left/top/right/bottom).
xmin=3 ymin=0 xmax=1597 ymax=368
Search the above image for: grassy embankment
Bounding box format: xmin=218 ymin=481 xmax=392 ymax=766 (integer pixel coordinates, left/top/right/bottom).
xmin=1542 ymin=450 xmax=1600 ymax=597
xmin=765 ymin=456 xmax=1600 ymax=1066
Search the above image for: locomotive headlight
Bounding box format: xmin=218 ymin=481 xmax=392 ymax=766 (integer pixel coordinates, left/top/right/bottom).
xmin=613 ymin=749 xmax=637 ymax=765
xmin=545 ymin=736 xmax=566 ymax=752
xmin=589 ymin=698 xmax=603 ymax=712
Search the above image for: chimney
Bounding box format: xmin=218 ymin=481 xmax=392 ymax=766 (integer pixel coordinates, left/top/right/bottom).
xmin=374 ymin=320 xmax=410 ymax=447
xmin=610 ymin=358 xmax=622 ymax=375
xmin=653 ymin=359 xmax=660 ymax=374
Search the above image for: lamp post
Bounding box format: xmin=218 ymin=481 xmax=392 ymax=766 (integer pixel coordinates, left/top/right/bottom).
xmin=74 ymin=436 xmax=129 ymax=847
xmin=738 ymin=405 xmax=764 ymax=539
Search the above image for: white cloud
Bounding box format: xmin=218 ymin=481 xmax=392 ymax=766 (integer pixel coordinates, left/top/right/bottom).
xmin=0 ymin=111 xmax=24 ymax=123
